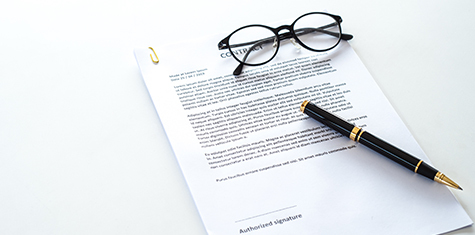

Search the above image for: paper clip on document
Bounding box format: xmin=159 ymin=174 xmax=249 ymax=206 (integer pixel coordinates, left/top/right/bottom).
xmin=149 ymin=47 xmax=159 ymax=63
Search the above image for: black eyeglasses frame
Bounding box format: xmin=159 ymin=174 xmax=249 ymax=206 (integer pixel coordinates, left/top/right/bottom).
xmin=218 ymin=12 xmax=353 ymax=75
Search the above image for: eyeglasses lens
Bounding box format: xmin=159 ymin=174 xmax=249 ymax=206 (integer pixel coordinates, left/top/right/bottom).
xmin=228 ymin=26 xmax=277 ymax=65
xmin=293 ymin=13 xmax=341 ymax=51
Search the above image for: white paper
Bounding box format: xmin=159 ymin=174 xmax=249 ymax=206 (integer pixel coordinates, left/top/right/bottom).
xmin=134 ymin=32 xmax=472 ymax=234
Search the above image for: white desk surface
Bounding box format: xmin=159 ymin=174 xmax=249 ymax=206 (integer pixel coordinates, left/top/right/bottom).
xmin=1 ymin=0 xmax=474 ymax=234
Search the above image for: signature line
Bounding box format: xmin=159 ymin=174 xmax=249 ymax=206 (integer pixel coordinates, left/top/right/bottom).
xmin=235 ymin=205 xmax=297 ymax=223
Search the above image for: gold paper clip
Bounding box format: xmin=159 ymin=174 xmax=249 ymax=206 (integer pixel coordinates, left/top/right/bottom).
xmin=149 ymin=47 xmax=159 ymax=63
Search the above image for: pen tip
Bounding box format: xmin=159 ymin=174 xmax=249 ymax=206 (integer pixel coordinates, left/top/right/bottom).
xmin=434 ymin=172 xmax=462 ymax=191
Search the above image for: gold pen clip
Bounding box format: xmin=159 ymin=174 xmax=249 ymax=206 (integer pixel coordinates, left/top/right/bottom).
xmin=149 ymin=47 xmax=159 ymax=63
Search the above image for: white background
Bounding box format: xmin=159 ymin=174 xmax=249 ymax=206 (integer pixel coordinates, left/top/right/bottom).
xmin=1 ymin=0 xmax=474 ymax=234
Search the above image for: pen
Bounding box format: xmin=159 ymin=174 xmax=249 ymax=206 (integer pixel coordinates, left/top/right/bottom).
xmin=300 ymin=100 xmax=462 ymax=190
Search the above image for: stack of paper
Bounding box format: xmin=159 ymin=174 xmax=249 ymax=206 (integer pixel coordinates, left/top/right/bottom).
xmin=134 ymin=32 xmax=472 ymax=234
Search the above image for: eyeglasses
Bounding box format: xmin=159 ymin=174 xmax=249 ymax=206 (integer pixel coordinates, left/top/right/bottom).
xmin=218 ymin=12 xmax=353 ymax=75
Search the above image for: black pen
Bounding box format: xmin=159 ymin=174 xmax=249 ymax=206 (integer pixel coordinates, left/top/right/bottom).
xmin=300 ymin=100 xmax=462 ymax=190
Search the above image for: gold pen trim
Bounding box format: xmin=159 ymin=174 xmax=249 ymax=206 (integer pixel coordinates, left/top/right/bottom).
xmin=414 ymin=160 xmax=423 ymax=173
xmin=300 ymin=100 xmax=309 ymax=113
xmin=350 ymin=126 xmax=361 ymax=141
xmin=434 ymin=172 xmax=461 ymax=190
xmin=356 ymin=130 xmax=365 ymax=142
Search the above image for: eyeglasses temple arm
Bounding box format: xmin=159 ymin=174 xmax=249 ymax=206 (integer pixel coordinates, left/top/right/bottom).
xmin=233 ymin=39 xmax=273 ymax=75
xmin=219 ymin=36 xmax=275 ymax=50
xmin=293 ymin=21 xmax=353 ymax=40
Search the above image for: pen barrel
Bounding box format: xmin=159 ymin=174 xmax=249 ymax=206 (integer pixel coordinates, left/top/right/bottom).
xmin=302 ymin=101 xmax=354 ymax=137
xmin=301 ymin=100 xmax=439 ymax=181
xmin=358 ymin=131 xmax=438 ymax=180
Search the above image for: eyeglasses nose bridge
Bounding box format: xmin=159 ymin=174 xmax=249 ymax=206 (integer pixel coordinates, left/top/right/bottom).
xmin=274 ymin=25 xmax=297 ymax=46
xmin=274 ymin=25 xmax=293 ymax=34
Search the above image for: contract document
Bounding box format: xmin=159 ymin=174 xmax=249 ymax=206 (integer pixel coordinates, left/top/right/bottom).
xmin=134 ymin=31 xmax=472 ymax=234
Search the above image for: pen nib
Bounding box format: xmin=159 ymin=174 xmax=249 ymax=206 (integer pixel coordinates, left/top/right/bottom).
xmin=434 ymin=172 xmax=462 ymax=190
